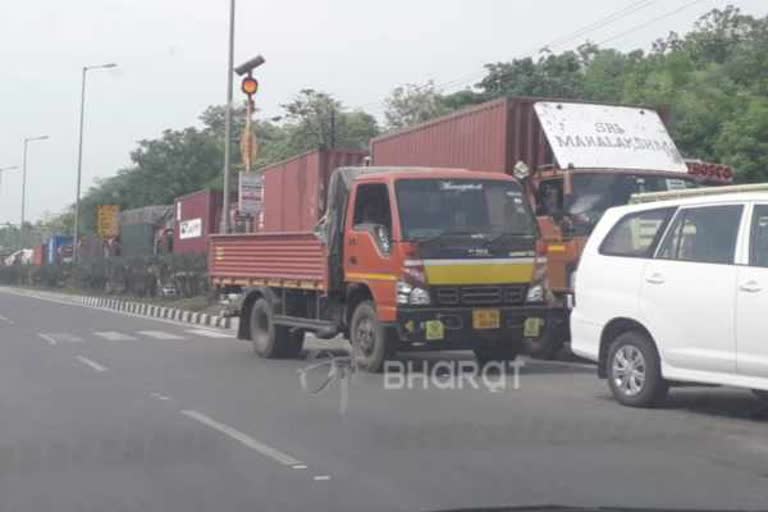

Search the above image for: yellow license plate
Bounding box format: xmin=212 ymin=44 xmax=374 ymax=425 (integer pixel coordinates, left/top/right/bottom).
xmin=472 ymin=309 xmax=500 ymax=330
xmin=524 ymin=317 xmax=543 ymax=337
xmin=425 ymin=320 xmax=445 ymax=341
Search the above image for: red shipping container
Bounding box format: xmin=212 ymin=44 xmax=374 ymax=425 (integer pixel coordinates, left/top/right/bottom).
xmin=371 ymin=96 xmax=670 ymax=174
xmin=174 ymin=189 xmax=224 ymax=254
xmin=32 ymin=244 xmax=46 ymax=266
xmin=261 ymin=149 xmax=367 ymax=232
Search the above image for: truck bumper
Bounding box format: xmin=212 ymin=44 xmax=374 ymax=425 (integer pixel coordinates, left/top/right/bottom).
xmin=391 ymin=305 xmax=565 ymax=351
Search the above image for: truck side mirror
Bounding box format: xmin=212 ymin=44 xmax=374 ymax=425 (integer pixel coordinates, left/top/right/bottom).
xmin=374 ymin=225 xmax=392 ymax=255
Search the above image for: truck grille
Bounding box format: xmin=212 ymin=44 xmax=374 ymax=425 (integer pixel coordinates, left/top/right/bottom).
xmin=433 ymin=285 xmax=527 ymax=306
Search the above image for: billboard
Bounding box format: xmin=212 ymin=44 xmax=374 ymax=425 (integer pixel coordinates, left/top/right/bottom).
xmin=97 ymin=205 xmax=120 ymax=239
xmin=534 ymin=101 xmax=687 ymax=173
xmin=239 ymin=173 xmax=263 ymax=215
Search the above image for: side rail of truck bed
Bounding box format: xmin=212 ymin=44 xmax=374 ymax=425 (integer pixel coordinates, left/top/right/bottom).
xmin=209 ymin=232 xmax=326 ymax=290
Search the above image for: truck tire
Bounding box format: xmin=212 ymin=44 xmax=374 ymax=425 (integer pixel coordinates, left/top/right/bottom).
xmin=474 ymin=344 xmax=519 ymax=366
xmin=606 ymin=331 xmax=668 ymax=408
xmin=249 ymin=298 xmax=304 ymax=359
xmin=350 ymin=301 xmax=394 ymax=373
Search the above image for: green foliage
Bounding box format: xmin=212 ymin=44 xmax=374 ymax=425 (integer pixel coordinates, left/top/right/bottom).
xmin=384 ymin=7 xmax=767 ymax=182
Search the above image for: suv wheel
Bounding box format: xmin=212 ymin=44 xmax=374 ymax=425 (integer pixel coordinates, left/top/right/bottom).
xmin=607 ymin=331 xmax=668 ymax=407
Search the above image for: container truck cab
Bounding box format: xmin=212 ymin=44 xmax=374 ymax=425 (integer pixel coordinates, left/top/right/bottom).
xmin=210 ymin=166 xmax=560 ymax=372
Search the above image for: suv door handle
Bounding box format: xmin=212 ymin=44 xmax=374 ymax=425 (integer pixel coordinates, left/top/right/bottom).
xmin=645 ymin=273 xmax=665 ymax=284
xmin=739 ymin=281 xmax=762 ymax=293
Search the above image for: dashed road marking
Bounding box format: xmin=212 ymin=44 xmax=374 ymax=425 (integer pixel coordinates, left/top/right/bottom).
xmin=138 ymin=330 xmax=184 ymax=340
xmin=38 ymin=333 xmax=58 ymax=346
xmin=313 ymin=475 xmax=331 ymax=481
xmin=292 ymin=464 xmax=308 ymax=470
xmin=180 ymin=409 xmax=303 ymax=467
xmin=93 ymin=331 xmax=137 ymax=341
xmin=43 ymin=333 xmax=84 ymax=343
xmin=0 ymin=314 xmax=14 ymax=325
xmin=76 ymin=355 xmax=108 ymax=373
xmin=150 ymin=392 xmax=171 ymax=401
xmin=186 ymin=329 xmax=232 ymax=339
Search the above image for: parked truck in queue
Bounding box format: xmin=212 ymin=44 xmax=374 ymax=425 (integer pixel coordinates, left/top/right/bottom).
xmin=371 ymin=96 xmax=733 ymax=357
xmin=209 ymin=164 xmax=558 ymax=372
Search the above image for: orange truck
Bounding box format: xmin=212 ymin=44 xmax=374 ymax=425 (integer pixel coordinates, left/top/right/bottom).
xmin=210 ymin=165 xmax=564 ymax=371
xmin=371 ymin=97 xmax=733 ymax=356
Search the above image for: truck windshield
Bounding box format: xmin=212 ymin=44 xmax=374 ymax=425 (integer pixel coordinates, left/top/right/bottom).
xmin=565 ymin=172 xmax=699 ymax=234
xmin=395 ymin=179 xmax=536 ymax=240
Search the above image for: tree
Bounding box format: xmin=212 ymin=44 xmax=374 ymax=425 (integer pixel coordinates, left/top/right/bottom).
xmin=280 ymin=89 xmax=378 ymax=151
xmin=383 ymin=81 xmax=450 ymax=130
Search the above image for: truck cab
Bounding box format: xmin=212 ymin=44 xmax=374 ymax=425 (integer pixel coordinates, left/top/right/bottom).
xmin=212 ymin=166 xmax=562 ymax=372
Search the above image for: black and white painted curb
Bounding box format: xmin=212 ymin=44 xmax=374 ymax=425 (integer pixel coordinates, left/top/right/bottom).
xmin=78 ymin=295 xmax=233 ymax=329
xmin=0 ymin=286 xmax=235 ymax=330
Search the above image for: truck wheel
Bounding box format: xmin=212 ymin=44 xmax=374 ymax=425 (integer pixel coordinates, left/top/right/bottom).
xmin=249 ymin=298 xmax=305 ymax=359
xmin=250 ymin=298 xmax=279 ymax=358
xmin=606 ymin=331 xmax=668 ymax=408
xmin=350 ymin=301 xmax=394 ymax=373
xmin=474 ymin=344 xmax=519 ymax=366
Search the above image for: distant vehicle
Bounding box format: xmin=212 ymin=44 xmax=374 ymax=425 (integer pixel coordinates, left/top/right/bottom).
xmin=571 ymin=184 xmax=768 ymax=407
xmin=371 ymin=97 xmax=734 ymax=357
xmin=210 ymin=164 xmax=562 ymax=372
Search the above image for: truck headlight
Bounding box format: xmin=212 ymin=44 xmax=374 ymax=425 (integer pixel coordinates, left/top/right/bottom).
xmin=526 ymin=283 xmax=545 ymax=303
xmin=396 ymin=281 xmax=431 ymax=305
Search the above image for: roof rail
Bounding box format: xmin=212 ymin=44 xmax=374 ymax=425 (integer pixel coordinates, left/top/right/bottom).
xmin=629 ymin=183 xmax=768 ymax=204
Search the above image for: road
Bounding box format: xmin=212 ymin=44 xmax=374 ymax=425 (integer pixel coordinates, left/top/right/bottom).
xmin=1 ymin=287 xmax=767 ymax=512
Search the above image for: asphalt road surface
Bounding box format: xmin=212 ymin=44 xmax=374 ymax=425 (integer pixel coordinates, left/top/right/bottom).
xmin=1 ymin=287 xmax=768 ymax=512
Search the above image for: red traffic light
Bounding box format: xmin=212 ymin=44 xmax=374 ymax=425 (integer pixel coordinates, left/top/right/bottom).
xmin=241 ymin=77 xmax=259 ymax=96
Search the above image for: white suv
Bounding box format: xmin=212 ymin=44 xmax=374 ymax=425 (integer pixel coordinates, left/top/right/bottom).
xmin=571 ymin=190 xmax=768 ymax=407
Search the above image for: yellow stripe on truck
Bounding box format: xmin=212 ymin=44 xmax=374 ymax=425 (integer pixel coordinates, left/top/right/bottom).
xmin=424 ymin=261 xmax=535 ymax=285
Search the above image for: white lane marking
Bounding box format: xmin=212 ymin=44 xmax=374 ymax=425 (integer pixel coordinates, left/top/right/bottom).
xmin=180 ymin=410 xmax=303 ymax=467
xmin=186 ymin=329 xmax=232 ymax=339
xmin=93 ymin=331 xmax=137 ymax=341
xmin=150 ymin=392 xmax=171 ymax=401
xmin=292 ymin=464 xmax=308 ymax=470
xmin=48 ymin=333 xmax=84 ymax=343
xmin=76 ymin=356 xmax=108 ymax=373
xmin=313 ymin=475 xmax=331 ymax=481
xmin=38 ymin=333 xmax=58 ymax=346
xmin=0 ymin=314 xmax=14 ymax=325
xmin=138 ymin=330 xmax=184 ymax=340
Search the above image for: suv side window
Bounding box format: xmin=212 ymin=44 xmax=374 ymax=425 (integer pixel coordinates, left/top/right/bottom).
xmin=599 ymin=208 xmax=674 ymax=258
xmin=657 ymin=205 xmax=743 ymax=264
xmin=352 ymin=183 xmax=392 ymax=231
xmin=750 ymin=205 xmax=768 ymax=267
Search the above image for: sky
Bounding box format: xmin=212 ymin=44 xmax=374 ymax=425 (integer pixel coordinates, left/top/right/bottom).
xmin=1 ymin=0 xmax=766 ymax=227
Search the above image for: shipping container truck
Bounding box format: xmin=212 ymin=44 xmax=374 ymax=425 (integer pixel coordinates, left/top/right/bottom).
xmin=210 ymin=166 xmax=563 ymax=372
xmin=174 ymin=189 xmax=224 ymax=254
xmin=371 ymin=97 xmax=733 ymax=357
xmin=261 ymin=148 xmax=368 ymax=232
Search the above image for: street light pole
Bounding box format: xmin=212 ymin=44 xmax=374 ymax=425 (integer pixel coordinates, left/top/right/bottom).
xmin=0 ymin=165 xmax=18 ymax=194
xmin=20 ymin=135 xmax=49 ymax=248
xmin=221 ymin=0 xmax=236 ymax=234
xmin=73 ymin=62 xmax=117 ymax=262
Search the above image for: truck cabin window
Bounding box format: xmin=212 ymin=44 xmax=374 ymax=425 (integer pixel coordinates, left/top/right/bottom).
xmin=564 ymin=172 xmax=699 ymax=235
xmin=352 ymin=183 xmax=392 ymax=233
xmin=536 ymin=179 xmax=564 ymax=217
xmin=395 ymin=179 xmax=535 ymax=240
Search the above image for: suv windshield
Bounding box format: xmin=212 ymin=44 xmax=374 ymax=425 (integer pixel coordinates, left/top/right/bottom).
xmin=565 ymin=172 xmax=699 ymax=234
xmin=396 ymin=178 xmax=536 ymax=240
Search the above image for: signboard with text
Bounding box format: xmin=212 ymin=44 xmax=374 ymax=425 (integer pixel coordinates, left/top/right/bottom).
xmin=97 ymin=205 xmax=120 ymax=239
xmin=239 ymin=173 xmax=263 ymax=215
xmin=179 ymin=218 xmax=203 ymax=240
xmin=534 ymin=101 xmax=687 ymax=173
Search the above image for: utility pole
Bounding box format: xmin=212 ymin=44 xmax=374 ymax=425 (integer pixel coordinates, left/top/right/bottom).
xmin=221 ymin=0 xmax=236 ymax=234
xmin=73 ymin=63 xmax=117 ymax=262
xmin=20 ymin=135 xmax=49 ymax=249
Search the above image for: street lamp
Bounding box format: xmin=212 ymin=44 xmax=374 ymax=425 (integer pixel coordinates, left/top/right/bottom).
xmin=20 ymin=135 xmax=49 ymax=248
xmin=0 ymin=165 xmax=18 ymax=193
xmin=73 ymin=62 xmax=118 ymax=262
